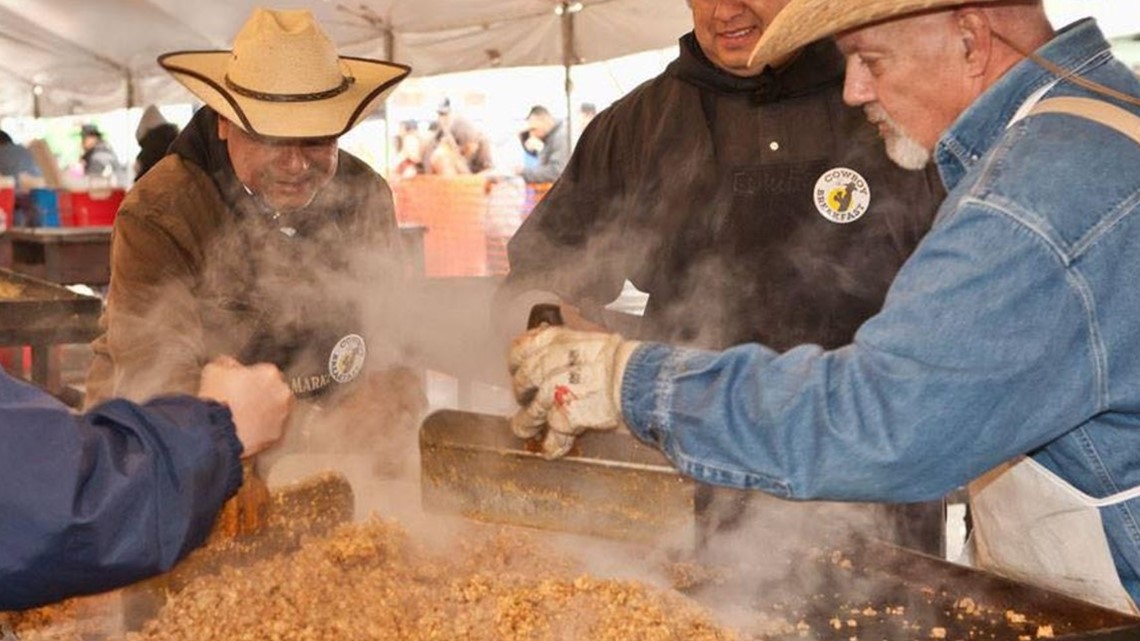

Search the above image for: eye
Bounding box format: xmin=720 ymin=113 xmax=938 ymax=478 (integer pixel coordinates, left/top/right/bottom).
xmin=858 ymin=54 xmax=886 ymax=77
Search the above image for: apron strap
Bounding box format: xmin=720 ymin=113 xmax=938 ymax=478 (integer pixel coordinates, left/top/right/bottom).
xmin=1023 ymin=457 xmax=1140 ymax=508
xmin=1028 ymin=97 xmax=1140 ymax=146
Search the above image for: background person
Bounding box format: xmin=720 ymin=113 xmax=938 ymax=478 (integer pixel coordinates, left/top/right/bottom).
xmin=1 ymin=357 xmax=291 ymax=610
xmin=134 ymin=104 xmax=180 ymax=180
xmin=509 ymin=0 xmax=1140 ymax=614
xmin=394 ymin=119 xmax=425 ymax=179
xmin=499 ymin=0 xmax=946 ymax=556
xmin=578 ymin=101 xmax=597 ymax=128
xmin=517 ymin=104 xmax=569 ymax=184
xmin=427 ymin=116 xmax=494 ymax=176
xmin=79 ymin=123 xmax=124 ymax=182
xmin=0 ymin=129 xmax=42 ymax=186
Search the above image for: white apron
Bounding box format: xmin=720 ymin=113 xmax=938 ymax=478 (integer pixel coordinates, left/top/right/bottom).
xmin=969 ymin=456 xmax=1140 ymax=614
xmin=966 ymin=94 xmax=1140 ymax=615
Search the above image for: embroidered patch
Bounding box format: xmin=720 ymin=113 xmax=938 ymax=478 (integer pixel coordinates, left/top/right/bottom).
xmin=328 ymin=333 xmax=367 ymax=384
xmin=813 ymin=167 xmax=871 ymax=224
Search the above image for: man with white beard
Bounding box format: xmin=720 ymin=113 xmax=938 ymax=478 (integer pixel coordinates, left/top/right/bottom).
xmin=864 ymin=104 xmax=932 ymax=171
xmin=508 ymin=0 xmax=1140 ymax=613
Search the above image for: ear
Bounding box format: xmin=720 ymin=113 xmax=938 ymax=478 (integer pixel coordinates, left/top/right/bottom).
xmin=954 ymin=8 xmax=993 ymax=78
xmin=217 ymin=117 xmax=232 ymax=141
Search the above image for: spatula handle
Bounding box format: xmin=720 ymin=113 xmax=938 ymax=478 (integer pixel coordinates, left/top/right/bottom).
xmin=526 ymin=303 xmax=564 ymax=329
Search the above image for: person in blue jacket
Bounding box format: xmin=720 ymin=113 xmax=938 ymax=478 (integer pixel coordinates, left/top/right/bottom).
xmin=0 ymin=356 xmax=292 ymax=610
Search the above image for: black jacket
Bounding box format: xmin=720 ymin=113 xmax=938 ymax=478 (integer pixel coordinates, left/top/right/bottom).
xmin=505 ymin=35 xmax=944 ymax=351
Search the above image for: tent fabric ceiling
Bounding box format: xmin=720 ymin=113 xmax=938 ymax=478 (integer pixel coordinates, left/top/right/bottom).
xmin=0 ymin=0 xmax=693 ymax=118
xmin=2 ymin=1 xmax=1133 ymax=119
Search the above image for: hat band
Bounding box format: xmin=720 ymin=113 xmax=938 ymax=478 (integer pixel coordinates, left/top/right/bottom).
xmin=223 ymin=74 xmax=355 ymax=103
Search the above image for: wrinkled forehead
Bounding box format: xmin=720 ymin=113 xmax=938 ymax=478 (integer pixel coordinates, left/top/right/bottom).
xmin=836 ymin=10 xmax=953 ymax=55
xmin=239 ymin=127 xmax=338 ymax=149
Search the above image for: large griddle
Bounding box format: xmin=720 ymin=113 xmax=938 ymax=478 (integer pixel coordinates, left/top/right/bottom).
xmin=0 ymin=267 xmax=101 ymax=345
xmin=421 ymin=409 xmax=1140 ymax=640
xmin=685 ymin=537 xmax=1140 ymax=640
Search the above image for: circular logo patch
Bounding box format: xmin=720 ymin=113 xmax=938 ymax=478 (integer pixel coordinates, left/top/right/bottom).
xmin=328 ymin=333 xmax=367 ymax=384
xmin=814 ymin=167 xmax=871 ymax=224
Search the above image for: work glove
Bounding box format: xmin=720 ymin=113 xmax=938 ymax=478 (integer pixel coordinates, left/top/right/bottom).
xmin=509 ymin=326 xmax=639 ymax=459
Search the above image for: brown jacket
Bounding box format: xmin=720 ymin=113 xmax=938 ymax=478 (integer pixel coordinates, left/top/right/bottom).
xmin=86 ymin=108 xmax=401 ymax=406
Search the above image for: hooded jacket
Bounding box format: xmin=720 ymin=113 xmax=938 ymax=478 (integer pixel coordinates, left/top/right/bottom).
xmin=503 ymin=34 xmax=948 ymax=556
xmin=505 ymin=35 xmax=944 ymax=351
xmin=86 ymin=107 xmax=400 ymax=406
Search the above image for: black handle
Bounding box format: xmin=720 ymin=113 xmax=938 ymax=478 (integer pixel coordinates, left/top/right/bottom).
xmin=526 ymin=303 xmax=564 ymax=330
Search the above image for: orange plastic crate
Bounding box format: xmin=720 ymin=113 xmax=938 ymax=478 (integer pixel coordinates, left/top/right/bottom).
xmin=393 ymin=175 xmax=490 ymax=278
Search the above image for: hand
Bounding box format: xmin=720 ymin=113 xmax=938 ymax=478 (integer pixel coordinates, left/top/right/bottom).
xmin=198 ymin=356 xmax=293 ymax=458
xmin=508 ymin=326 xmax=638 ymax=459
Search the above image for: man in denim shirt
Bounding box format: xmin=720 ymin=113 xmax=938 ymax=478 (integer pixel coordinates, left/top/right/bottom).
xmin=509 ymin=0 xmax=1140 ymax=613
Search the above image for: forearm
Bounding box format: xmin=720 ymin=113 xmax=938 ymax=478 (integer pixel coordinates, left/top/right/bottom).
xmin=620 ymin=342 xmax=983 ymax=502
xmin=0 ymin=380 xmax=242 ymax=609
xmin=619 ymin=239 xmax=1097 ymax=503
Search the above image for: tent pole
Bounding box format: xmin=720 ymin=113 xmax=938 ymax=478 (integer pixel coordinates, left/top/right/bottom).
xmin=384 ymin=27 xmax=396 ymax=178
xmin=560 ymin=3 xmax=576 ymax=150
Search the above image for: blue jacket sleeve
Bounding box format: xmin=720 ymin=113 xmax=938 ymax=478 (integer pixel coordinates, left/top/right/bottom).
xmin=0 ymin=370 xmax=243 ymax=610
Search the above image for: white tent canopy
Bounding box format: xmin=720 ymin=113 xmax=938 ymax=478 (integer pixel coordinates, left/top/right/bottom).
xmin=0 ymin=0 xmax=692 ymax=118
xmin=1045 ymin=1 xmax=1140 ymax=41
xmin=0 ymin=0 xmax=1135 ymax=119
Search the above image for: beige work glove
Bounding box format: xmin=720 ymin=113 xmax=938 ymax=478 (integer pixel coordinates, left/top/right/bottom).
xmin=508 ymin=326 xmax=639 ymax=459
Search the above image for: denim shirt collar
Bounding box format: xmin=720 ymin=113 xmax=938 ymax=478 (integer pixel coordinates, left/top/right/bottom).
xmin=934 ymin=19 xmax=1114 ymax=190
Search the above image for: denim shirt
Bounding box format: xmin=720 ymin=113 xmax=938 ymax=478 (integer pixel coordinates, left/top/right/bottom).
xmin=621 ymin=19 xmax=1140 ymax=599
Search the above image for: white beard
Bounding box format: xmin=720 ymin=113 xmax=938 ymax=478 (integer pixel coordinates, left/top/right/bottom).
xmin=866 ymin=105 xmax=931 ymax=171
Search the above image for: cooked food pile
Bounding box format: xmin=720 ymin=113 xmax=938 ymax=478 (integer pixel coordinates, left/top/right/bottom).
xmin=126 ymin=518 xmax=740 ymax=641
xmin=0 ymin=476 xmax=1087 ymax=641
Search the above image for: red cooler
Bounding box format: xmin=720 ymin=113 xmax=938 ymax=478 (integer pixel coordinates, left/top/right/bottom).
xmin=0 ymin=177 xmax=14 ymax=228
xmin=70 ymin=188 xmax=126 ymax=226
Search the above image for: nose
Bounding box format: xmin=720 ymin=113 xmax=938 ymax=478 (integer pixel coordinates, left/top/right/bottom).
xmin=713 ymin=0 xmax=745 ymax=21
xmin=842 ymin=58 xmax=874 ymax=107
xmin=278 ymin=145 xmax=311 ymax=173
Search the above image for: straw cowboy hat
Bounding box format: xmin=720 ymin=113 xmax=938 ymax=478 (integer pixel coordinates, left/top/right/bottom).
xmin=749 ymin=0 xmax=1007 ymax=69
xmin=159 ymin=7 xmax=410 ymax=139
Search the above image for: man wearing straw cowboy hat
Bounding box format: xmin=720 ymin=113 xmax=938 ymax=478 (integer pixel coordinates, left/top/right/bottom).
xmin=508 ymin=0 xmax=1140 ymax=612
xmin=87 ymin=9 xmax=417 ymax=463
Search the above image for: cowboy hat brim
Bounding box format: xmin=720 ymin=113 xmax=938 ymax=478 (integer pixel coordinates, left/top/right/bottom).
xmin=749 ymin=0 xmax=1006 ymax=69
xmin=160 ymin=50 xmax=411 ymax=139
